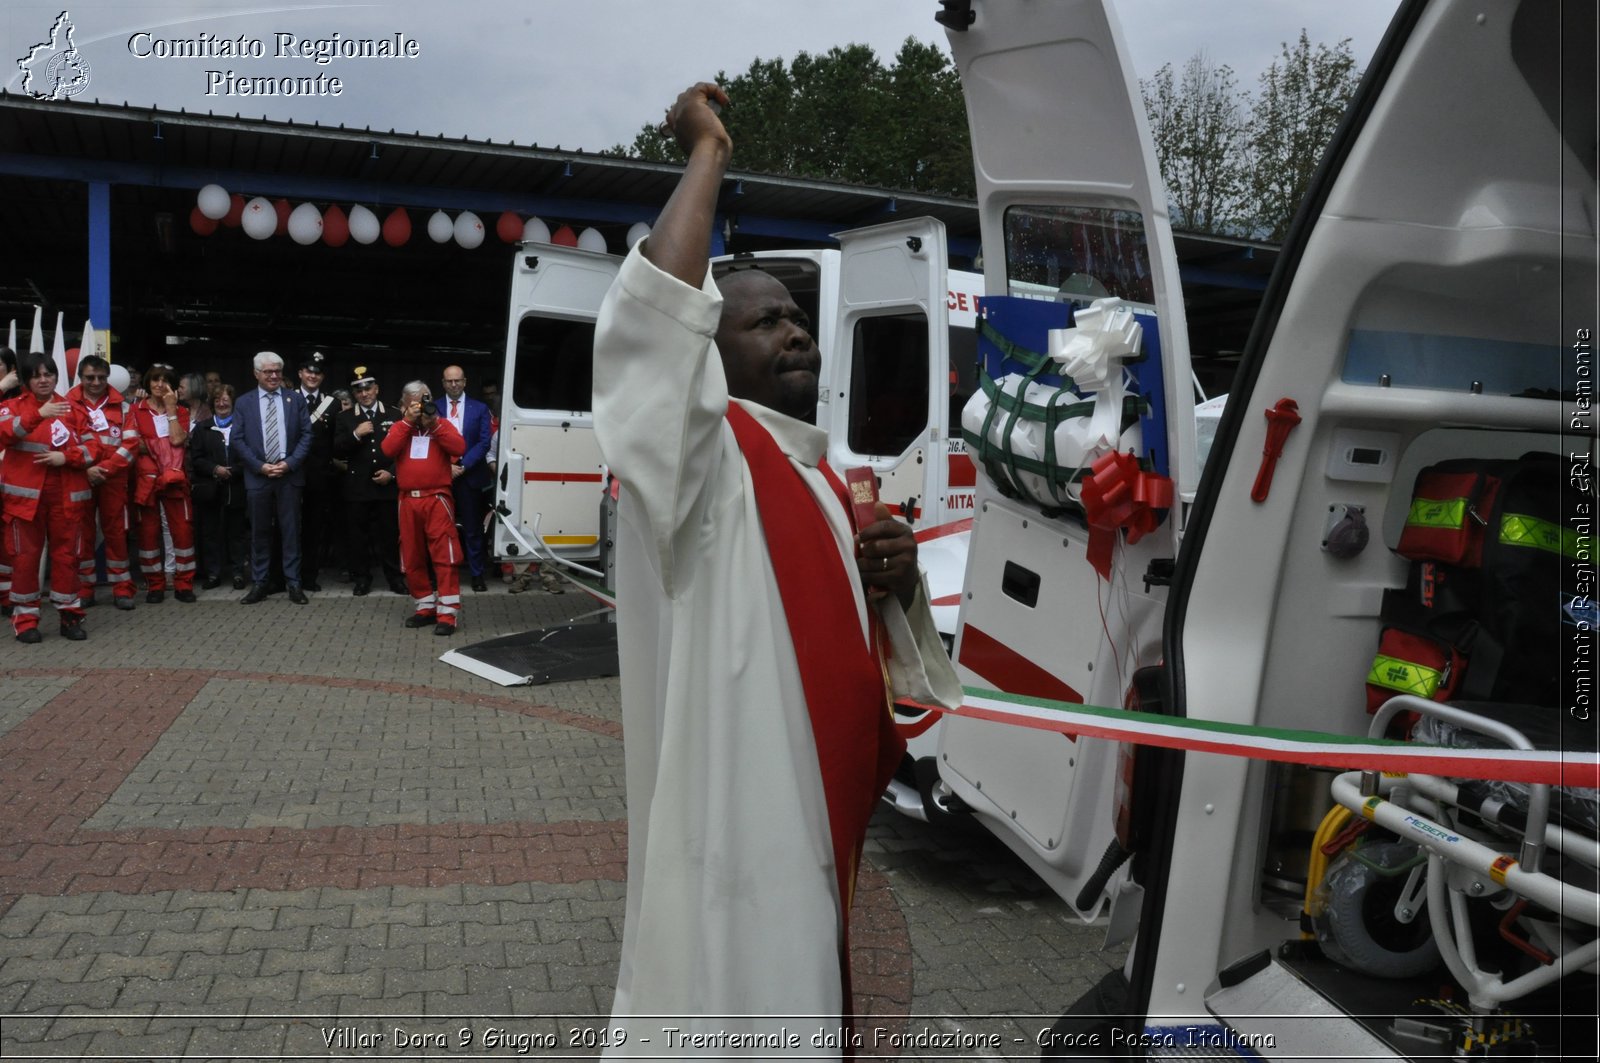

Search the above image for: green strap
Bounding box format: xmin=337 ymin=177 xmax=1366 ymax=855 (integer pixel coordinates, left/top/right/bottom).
xmin=977 ymin=318 xmax=1075 ymax=388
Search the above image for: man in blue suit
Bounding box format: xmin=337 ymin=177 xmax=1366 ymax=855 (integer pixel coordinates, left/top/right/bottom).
xmin=232 ymin=351 xmax=313 ymax=604
xmin=437 ymin=365 xmax=496 ymax=592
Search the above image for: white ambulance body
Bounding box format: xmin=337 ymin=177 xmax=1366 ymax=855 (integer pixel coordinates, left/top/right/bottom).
xmin=495 ymin=0 xmax=1595 ymax=1050
xmin=494 ymin=245 xmax=984 ymax=620
xmin=940 ymin=0 xmax=1596 ymax=1056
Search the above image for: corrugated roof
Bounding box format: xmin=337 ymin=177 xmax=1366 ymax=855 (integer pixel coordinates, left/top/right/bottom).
xmin=1 ymin=94 xmax=1272 ymax=382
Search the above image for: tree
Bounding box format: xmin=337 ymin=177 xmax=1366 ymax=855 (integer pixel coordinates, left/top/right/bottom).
xmin=1246 ymin=31 xmax=1362 ymax=240
xmin=1140 ymin=54 xmax=1248 ymax=234
xmin=604 ymin=39 xmax=974 ymax=197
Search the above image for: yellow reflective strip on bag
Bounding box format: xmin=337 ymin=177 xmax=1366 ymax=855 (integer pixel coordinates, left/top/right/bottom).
xmin=1499 ymin=512 xmax=1580 ymax=558
xmin=1405 ymin=496 xmax=1467 ymax=529
xmin=1366 ymin=653 xmax=1442 ymax=698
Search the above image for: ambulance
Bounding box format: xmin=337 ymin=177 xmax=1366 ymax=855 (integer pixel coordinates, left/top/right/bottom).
xmin=494 ymin=0 xmax=1597 ymax=1052
xmin=930 ymin=0 xmax=1597 ymax=1056
xmin=493 ymin=246 xmax=986 ymax=633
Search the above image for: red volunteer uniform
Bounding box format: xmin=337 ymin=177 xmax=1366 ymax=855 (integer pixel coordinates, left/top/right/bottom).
xmin=380 ymin=414 xmax=466 ymax=628
xmin=0 ymin=391 xmax=100 ymax=635
xmin=129 ymin=401 xmax=196 ymax=594
xmin=67 ymin=382 xmax=141 ymax=603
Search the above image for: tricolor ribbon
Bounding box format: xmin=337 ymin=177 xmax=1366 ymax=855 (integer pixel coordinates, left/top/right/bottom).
xmin=897 ymin=687 xmax=1600 ymax=788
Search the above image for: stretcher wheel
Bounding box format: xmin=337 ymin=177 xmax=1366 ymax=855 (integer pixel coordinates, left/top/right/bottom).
xmin=1316 ymin=842 xmax=1442 ymax=978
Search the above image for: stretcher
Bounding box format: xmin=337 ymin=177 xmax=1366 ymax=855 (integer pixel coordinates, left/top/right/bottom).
xmin=1325 ymin=695 xmax=1600 ymax=1012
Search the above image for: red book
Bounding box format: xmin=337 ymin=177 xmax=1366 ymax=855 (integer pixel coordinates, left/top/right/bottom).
xmin=844 ymin=466 xmax=880 ymax=533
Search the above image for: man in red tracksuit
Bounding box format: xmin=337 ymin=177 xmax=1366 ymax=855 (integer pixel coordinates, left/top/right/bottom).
xmin=67 ymin=354 xmax=140 ymax=609
xmin=381 ymin=380 xmax=466 ymax=636
xmin=0 ymin=350 xmax=101 ymax=642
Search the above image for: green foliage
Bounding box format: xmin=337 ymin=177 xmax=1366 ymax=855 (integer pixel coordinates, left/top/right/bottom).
xmin=1247 ymin=31 xmax=1362 ymax=240
xmin=1142 ymin=31 xmax=1361 ymax=239
xmin=602 ymin=39 xmax=973 ymax=197
xmin=1141 ymin=54 xmax=1248 ymax=234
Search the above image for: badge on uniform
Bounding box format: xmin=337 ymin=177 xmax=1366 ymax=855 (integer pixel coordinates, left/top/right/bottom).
xmin=89 ymin=408 xmax=109 ymax=432
xmin=50 ymin=419 xmax=72 ymax=448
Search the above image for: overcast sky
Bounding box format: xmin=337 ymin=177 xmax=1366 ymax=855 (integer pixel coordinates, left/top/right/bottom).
xmin=5 ymin=0 xmax=1398 ymax=152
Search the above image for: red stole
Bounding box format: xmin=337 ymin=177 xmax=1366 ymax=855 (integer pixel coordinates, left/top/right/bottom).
xmin=724 ymin=403 xmax=905 ymax=1024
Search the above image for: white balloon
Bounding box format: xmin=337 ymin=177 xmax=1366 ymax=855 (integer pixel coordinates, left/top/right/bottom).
xmin=521 ymin=216 xmax=551 ymax=244
xmin=108 ymin=365 xmax=130 ymax=394
xmin=241 ymin=196 xmax=277 ymax=240
xmin=453 ymin=210 xmax=485 ymax=249
xmin=288 ymin=202 xmax=323 ymax=245
xmin=348 ymin=204 xmax=381 ymax=245
xmin=427 ymin=210 xmax=454 ymax=243
xmin=198 ymin=184 xmax=230 ymax=220
xmin=625 ymin=222 xmax=652 ymax=249
xmin=577 ymin=227 xmax=607 ymax=254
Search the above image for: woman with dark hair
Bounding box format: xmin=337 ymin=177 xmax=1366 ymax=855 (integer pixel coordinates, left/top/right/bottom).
xmin=0 ymin=349 xmax=100 ymax=642
xmin=177 ymin=371 xmax=212 ymax=566
xmin=188 ymin=383 xmax=249 ymax=589
xmin=130 ymin=364 xmax=197 ymax=602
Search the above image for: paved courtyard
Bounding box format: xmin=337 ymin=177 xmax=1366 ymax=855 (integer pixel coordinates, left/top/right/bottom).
xmin=1 ymin=579 xmax=1122 ymax=1060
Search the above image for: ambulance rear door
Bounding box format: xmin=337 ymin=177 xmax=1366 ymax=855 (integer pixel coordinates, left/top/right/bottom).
xmin=936 ymin=0 xmax=1196 ymax=915
xmin=494 ymin=244 xmax=619 ymax=565
xmin=826 ymin=218 xmax=950 ymax=528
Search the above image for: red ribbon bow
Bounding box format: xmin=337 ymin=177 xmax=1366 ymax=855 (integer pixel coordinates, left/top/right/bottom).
xmin=1080 ymin=451 xmax=1174 ymax=580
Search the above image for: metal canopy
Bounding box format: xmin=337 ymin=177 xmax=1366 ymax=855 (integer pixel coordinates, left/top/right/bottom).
xmin=0 ymin=94 xmax=1274 ymax=388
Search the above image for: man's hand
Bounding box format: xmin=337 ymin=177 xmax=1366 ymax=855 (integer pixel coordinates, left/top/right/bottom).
xmin=262 ymin=460 xmax=288 ymax=478
xmin=353 ymin=418 xmax=374 ymax=439
xmin=86 ymin=464 xmax=108 ymax=486
xmin=214 ymin=465 xmax=232 ymax=481
xmin=38 ymin=400 xmax=71 ymax=419
xmin=663 ymin=82 xmax=731 ymax=158
xmin=856 ymin=501 xmax=919 ymax=609
xmin=34 ymin=451 xmax=67 ymax=468
xmin=451 ymin=464 xmax=465 ymax=480
xmin=644 ymin=81 xmax=733 ymax=287
xmin=373 ymin=469 xmax=394 ymax=486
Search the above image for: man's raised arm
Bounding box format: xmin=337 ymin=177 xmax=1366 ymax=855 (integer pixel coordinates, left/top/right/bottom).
xmin=643 ymin=82 xmax=731 ymax=286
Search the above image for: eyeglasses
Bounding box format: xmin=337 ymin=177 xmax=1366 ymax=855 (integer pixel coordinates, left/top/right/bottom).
xmin=152 ymin=362 xmax=174 ymax=371
xmin=80 ymin=374 xmax=108 ymax=383
xmin=259 ymin=368 xmax=284 ymax=376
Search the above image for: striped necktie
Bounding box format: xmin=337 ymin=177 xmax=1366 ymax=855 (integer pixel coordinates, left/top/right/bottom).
xmin=264 ymin=393 xmax=281 ymax=460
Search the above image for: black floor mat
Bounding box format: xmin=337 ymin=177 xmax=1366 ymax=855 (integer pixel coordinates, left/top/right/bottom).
xmin=444 ymin=621 xmax=618 ymax=685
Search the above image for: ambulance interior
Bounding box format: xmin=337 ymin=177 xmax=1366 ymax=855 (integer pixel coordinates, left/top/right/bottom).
xmin=1161 ymin=0 xmax=1597 ymax=1048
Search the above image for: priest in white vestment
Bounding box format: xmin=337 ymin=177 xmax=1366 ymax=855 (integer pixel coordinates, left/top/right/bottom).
xmin=592 ymin=83 xmax=961 ymax=1057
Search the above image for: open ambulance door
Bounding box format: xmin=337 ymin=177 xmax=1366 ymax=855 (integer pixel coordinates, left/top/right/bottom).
xmin=937 ymin=0 xmax=1195 ymax=919
xmin=823 ymin=218 xmax=951 ymax=529
xmin=494 ymin=244 xmax=619 ymax=566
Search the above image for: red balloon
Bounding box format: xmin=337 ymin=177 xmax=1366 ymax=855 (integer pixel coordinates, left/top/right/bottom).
xmin=222 ymin=193 xmax=245 ymax=228
xmin=496 ymin=211 xmax=523 ymax=243
xmin=189 ymin=205 xmax=218 ymax=236
xmin=274 ymin=198 xmax=292 ymax=236
xmin=382 ymin=208 xmax=411 ymax=247
xmin=323 ymin=204 xmax=350 ymax=247
xmin=551 ymin=224 xmax=578 ymax=247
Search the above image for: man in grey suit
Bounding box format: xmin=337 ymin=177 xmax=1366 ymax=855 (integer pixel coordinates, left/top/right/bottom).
xmin=232 ymin=351 xmax=313 ymax=604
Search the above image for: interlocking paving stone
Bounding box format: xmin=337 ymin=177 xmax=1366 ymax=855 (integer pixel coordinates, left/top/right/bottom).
xmin=2 ymin=588 xmax=1116 ymax=1060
